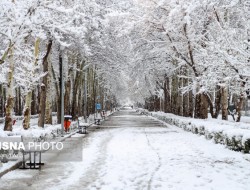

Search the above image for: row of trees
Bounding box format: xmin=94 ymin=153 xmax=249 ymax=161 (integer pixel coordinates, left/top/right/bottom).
xmin=1 ymin=0 xmax=249 ymax=131
xmin=123 ymin=0 xmax=250 ymax=121
xmin=0 ymin=0 xmax=122 ymax=131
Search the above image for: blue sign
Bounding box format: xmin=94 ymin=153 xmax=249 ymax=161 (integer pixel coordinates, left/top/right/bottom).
xmin=96 ymin=103 xmax=101 ymax=110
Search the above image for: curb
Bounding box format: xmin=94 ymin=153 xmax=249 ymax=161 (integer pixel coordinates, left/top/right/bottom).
xmin=0 ymin=161 xmax=23 ymax=178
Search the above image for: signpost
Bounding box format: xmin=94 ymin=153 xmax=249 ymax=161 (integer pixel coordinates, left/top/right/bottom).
xmin=96 ymin=103 xmax=101 ymax=110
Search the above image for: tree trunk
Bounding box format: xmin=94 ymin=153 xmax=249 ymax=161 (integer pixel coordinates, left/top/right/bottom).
xmin=183 ymin=92 xmax=189 ymax=117
xmin=195 ymin=93 xmax=208 ymax=119
xmin=183 ymin=73 xmax=189 ymax=117
xmin=235 ymin=94 xmax=244 ymax=122
xmin=17 ymin=87 xmax=22 ymax=116
xmin=0 ymin=85 xmax=3 ymax=117
xmin=71 ymin=60 xmax=83 ymax=119
xmin=215 ymin=85 xmax=221 ymax=118
xmin=23 ymin=91 xmax=32 ymax=129
xmin=188 ymin=90 xmax=194 ymax=117
xmin=64 ymin=79 xmax=71 ymax=115
xmin=38 ymin=75 xmax=47 ymax=127
xmin=14 ymin=88 xmax=19 ymax=115
xmin=221 ymin=86 xmax=228 ymax=120
xmin=163 ymin=77 xmax=171 ymax=113
xmin=71 ymin=81 xmax=79 ymax=119
xmin=45 ymin=57 xmax=52 ymax=124
xmin=57 ymin=95 xmax=61 ymax=124
xmin=64 ymin=55 xmax=73 ymax=115
xmin=4 ymin=48 xmax=14 ymax=131
xmin=200 ymin=93 xmax=208 ymax=119
xmin=206 ymin=87 xmax=221 ymax=119
xmin=78 ymin=90 xmax=82 ymax=116
xmin=50 ymin=60 xmax=60 ymax=123
xmin=38 ymin=39 xmax=52 ymax=127
xmin=23 ymin=39 xmax=40 ymax=129
xmin=31 ymin=90 xmax=36 ymax=115
xmin=163 ymin=81 xmax=168 ymax=112
xmin=194 ymin=93 xmax=201 ymax=119
xmin=178 ymin=75 xmax=183 ymax=116
xmin=171 ymin=75 xmax=178 ymax=114
xmin=36 ymin=85 xmax=40 ymax=114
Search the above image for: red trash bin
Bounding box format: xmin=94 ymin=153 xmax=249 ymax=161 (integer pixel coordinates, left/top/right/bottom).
xmin=64 ymin=115 xmax=72 ymax=132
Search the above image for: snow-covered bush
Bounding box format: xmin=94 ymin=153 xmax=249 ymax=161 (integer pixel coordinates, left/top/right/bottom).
xmin=152 ymin=112 xmax=250 ymax=153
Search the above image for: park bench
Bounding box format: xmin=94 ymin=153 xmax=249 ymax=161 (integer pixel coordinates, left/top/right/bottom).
xmin=19 ymin=136 xmax=45 ymax=170
xmin=228 ymin=104 xmax=236 ymax=121
xmin=78 ymin=122 xmax=90 ymax=134
xmin=101 ymin=110 xmax=106 ymax=120
xmin=94 ymin=118 xmax=101 ymax=125
xmin=20 ymin=149 xmax=45 ymax=170
xmin=0 ymin=134 xmax=59 ymax=169
xmin=94 ymin=113 xmax=102 ymax=125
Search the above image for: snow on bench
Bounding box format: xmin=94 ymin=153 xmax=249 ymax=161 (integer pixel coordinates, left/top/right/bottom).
xmin=78 ymin=122 xmax=90 ymax=134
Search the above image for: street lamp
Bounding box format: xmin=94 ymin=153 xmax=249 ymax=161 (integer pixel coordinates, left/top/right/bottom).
xmin=60 ymin=50 xmax=64 ymax=137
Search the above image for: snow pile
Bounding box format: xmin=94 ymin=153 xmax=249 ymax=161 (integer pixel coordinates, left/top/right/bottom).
xmin=151 ymin=112 xmax=250 ymax=153
xmin=0 ymin=109 xmax=116 ymax=138
xmin=0 ymin=121 xmax=78 ymax=139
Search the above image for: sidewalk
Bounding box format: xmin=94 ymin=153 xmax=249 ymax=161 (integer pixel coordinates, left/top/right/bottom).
xmin=0 ymin=128 xmax=81 ymax=178
xmin=0 ymin=110 xmax=116 ymax=178
xmin=0 ymin=111 xmax=114 ymax=178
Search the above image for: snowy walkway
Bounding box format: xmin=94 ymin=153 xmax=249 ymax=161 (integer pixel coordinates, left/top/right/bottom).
xmin=1 ymin=109 xmax=250 ymax=190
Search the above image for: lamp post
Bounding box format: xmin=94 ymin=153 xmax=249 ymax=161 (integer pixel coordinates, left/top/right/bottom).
xmin=84 ymin=70 xmax=88 ymax=123
xmin=59 ymin=50 xmax=64 ymax=137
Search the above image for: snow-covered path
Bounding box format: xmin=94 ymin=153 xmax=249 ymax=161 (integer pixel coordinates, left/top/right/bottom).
xmin=1 ymin=109 xmax=250 ymax=190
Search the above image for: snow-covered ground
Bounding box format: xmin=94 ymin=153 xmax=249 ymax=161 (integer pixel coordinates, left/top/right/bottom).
xmin=0 ymin=116 xmax=64 ymax=137
xmin=0 ymin=111 xmax=113 ymax=137
xmin=151 ymin=112 xmax=250 ymax=153
xmin=0 ymin=111 xmax=114 ymax=174
xmin=0 ymin=110 xmax=249 ymax=190
xmin=0 ymin=161 xmax=17 ymax=174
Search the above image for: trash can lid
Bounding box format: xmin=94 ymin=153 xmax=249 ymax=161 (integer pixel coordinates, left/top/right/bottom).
xmin=64 ymin=115 xmax=72 ymax=119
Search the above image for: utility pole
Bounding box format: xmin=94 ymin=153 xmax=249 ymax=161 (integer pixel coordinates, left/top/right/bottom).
xmin=84 ymin=69 xmax=88 ymax=123
xmin=60 ymin=50 xmax=64 ymax=136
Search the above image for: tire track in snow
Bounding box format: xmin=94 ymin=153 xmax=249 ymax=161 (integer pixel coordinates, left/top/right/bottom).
xmin=68 ymin=129 xmax=114 ymax=189
xmin=143 ymin=127 xmax=162 ymax=190
xmin=68 ymin=128 xmax=127 ymax=190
